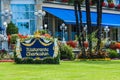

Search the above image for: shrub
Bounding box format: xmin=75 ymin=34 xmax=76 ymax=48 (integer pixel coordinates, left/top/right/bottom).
xmin=0 ymin=49 xmax=7 ymax=59
xmin=10 ymin=34 xmax=18 ymax=44
xmin=107 ymin=49 xmax=119 ymax=58
xmin=59 ymin=44 xmax=74 ymax=60
xmin=6 ymin=21 xmax=18 ymax=35
xmin=14 ymin=52 xmax=60 ymax=64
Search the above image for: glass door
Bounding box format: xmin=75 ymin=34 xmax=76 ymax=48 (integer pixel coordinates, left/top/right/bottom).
xmin=17 ymin=20 xmax=30 ymax=35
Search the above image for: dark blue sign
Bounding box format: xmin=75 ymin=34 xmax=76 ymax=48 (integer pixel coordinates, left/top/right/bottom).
xmin=20 ymin=38 xmax=54 ymax=59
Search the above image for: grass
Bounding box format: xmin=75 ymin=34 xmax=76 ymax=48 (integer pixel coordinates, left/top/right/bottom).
xmin=0 ymin=60 xmax=120 ymax=80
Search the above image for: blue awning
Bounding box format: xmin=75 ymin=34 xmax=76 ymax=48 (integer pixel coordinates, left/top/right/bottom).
xmin=43 ymin=7 xmax=120 ymax=27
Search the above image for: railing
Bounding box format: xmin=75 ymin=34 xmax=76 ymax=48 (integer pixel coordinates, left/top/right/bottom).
xmin=43 ymin=0 xmax=120 ymax=11
xmin=43 ymin=0 xmax=72 ymax=5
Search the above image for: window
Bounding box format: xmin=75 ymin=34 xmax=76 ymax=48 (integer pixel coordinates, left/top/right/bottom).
xmin=11 ymin=4 xmax=35 ymax=34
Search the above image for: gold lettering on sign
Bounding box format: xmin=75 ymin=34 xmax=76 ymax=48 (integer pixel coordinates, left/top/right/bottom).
xmin=26 ymin=48 xmax=49 ymax=57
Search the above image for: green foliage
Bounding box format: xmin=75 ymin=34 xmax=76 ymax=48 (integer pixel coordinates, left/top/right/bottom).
xmin=107 ymin=0 xmax=113 ymax=3
xmin=59 ymin=44 xmax=74 ymax=60
xmin=107 ymin=49 xmax=119 ymax=58
xmin=10 ymin=34 xmax=18 ymax=44
xmin=14 ymin=57 xmax=60 ymax=64
xmin=0 ymin=49 xmax=7 ymax=59
xmin=14 ymin=51 xmax=60 ymax=64
xmin=68 ymin=0 xmax=84 ymax=5
xmin=87 ymin=30 xmax=98 ymax=51
xmin=34 ymin=30 xmax=48 ymax=35
xmin=6 ymin=21 xmax=18 ymax=35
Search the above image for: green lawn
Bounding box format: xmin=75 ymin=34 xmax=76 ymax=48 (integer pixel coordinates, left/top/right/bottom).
xmin=0 ymin=60 xmax=120 ymax=80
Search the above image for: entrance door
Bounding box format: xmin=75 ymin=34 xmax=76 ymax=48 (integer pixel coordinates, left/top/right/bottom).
xmin=17 ymin=20 xmax=30 ymax=35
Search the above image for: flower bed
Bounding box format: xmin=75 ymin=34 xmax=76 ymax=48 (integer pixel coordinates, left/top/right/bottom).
xmin=0 ymin=60 xmax=14 ymax=62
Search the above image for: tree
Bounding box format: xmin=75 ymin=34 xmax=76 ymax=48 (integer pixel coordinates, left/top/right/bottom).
xmin=96 ymin=0 xmax=104 ymax=52
xmin=6 ymin=21 xmax=18 ymax=35
xmin=85 ymin=0 xmax=92 ymax=55
xmin=74 ymin=0 xmax=86 ymax=58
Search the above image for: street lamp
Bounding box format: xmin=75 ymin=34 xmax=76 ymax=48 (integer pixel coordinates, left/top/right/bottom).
xmin=104 ymin=26 xmax=110 ymax=39
xmin=2 ymin=22 xmax=8 ymax=51
xmin=44 ymin=24 xmax=47 ymax=31
xmin=1 ymin=9 xmax=12 ymax=22
xmin=40 ymin=24 xmax=47 ymax=33
xmin=3 ymin=22 xmax=7 ymax=35
xmin=1 ymin=9 xmax=12 ymax=51
xmin=60 ymin=23 xmax=67 ymax=44
xmin=34 ymin=10 xmax=46 ymax=31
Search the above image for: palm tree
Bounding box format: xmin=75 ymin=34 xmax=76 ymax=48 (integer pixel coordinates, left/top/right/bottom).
xmin=85 ymin=0 xmax=92 ymax=56
xmin=74 ymin=0 xmax=86 ymax=58
xmin=96 ymin=0 xmax=104 ymax=52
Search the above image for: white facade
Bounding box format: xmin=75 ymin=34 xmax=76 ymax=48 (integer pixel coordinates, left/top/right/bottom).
xmin=1 ymin=0 xmax=44 ymax=35
xmin=0 ymin=0 xmax=44 ymax=50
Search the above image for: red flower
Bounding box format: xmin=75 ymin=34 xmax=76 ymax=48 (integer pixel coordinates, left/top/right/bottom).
xmin=43 ymin=33 xmax=51 ymax=38
xmin=115 ymin=42 xmax=120 ymax=49
xmin=83 ymin=41 xmax=88 ymax=48
xmin=18 ymin=34 xmax=28 ymax=39
xmin=108 ymin=3 xmax=115 ymax=8
xmin=90 ymin=1 xmax=93 ymax=5
xmin=66 ymin=41 xmax=77 ymax=48
xmin=62 ymin=0 xmax=68 ymax=2
xmin=102 ymin=2 xmax=106 ymax=7
xmin=117 ymin=4 xmax=120 ymax=9
xmin=109 ymin=42 xmax=117 ymax=50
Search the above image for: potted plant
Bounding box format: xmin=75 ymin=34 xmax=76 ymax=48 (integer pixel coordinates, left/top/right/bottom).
xmin=107 ymin=0 xmax=115 ymax=8
xmin=108 ymin=3 xmax=115 ymax=8
xmin=10 ymin=34 xmax=18 ymax=49
xmin=102 ymin=2 xmax=106 ymax=7
xmin=116 ymin=4 xmax=120 ymax=9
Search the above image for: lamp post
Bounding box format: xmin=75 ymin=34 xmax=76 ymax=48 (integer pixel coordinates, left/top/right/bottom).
xmin=44 ymin=24 xmax=47 ymax=33
xmin=44 ymin=24 xmax=47 ymax=31
xmin=40 ymin=24 xmax=47 ymax=33
xmin=104 ymin=26 xmax=110 ymax=39
xmin=3 ymin=22 xmax=7 ymax=35
xmin=60 ymin=23 xmax=67 ymax=44
xmin=2 ymin=21 xmax=8 ymax=51
xmin=1 ymin=9 xmax=12 ymax=51
xmin=1 ymin=9 xmax=12 ymax=22
xmin=34 ymin=10 xmax=46 ymax=31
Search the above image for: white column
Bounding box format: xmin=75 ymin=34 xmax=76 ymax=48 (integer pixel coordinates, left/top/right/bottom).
xmin=35 ymin=0 xmax=44 ymax=30
xmin=118 ymin=28 xmax=120 ymax=41
xmin=52 ymin=16 xmax=55 ymax=36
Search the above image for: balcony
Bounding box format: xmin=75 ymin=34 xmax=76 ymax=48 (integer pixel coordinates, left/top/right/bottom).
xmin=43 ymin=0 xmax=120 ymax=11
xmin=43 ymin=0 xmax=73 ymax=5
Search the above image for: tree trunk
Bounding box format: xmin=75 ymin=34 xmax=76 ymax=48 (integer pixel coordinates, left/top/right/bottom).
xmin=85 ymin=0 xmax=92 ymax=55
xmin=74 ymin=0 xmax=86 ymax=58
xmin=78 ymin=0 xmax=86 ymax=58
xmin=96 ymin=0 xmax=103 ymax=52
